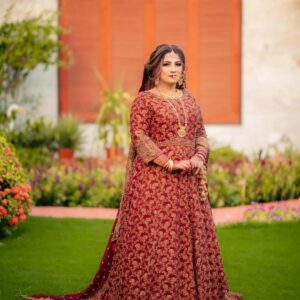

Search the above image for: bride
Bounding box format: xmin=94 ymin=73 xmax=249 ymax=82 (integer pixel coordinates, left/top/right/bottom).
xmin=22 ymin=44 xmax=243 ymax=300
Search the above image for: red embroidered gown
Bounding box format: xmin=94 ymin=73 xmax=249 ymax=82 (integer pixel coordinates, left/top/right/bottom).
xmin=21 ymin=90 xmax=243 ymax=300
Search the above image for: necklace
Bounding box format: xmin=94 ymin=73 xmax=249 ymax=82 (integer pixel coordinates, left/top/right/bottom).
xmin=156 ymin=88 xmax=188 ymax=137
xmin=158 ymin=89 xmax=183 ymax=101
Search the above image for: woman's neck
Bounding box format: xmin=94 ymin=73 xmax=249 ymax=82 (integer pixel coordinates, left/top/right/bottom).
xmin=155 ymin=82 xmax=177 ymax=93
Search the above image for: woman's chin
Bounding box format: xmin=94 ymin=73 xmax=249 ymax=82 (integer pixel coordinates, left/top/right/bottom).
xmin=161 ymin=79 xmax=177 ymax=85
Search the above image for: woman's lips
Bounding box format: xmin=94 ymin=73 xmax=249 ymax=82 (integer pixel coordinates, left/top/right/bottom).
xmin=169 ymin=75 xmax=176 ymax=78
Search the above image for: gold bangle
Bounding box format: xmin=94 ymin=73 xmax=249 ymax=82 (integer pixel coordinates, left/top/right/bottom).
xmin=165 ymin=159 xmax=173 ymax=172
xmin=163 ymin=159 xmax=173 ymax=172
xmin=163 ymin=159 xmax=171 ymax=169
xmin=165 ymin=161 xmax=172 ymax=172
xmin=167 ymin=159 xmax=173 ymax=172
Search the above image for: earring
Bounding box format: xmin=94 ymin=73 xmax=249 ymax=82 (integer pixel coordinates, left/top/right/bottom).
xmin=178 ymin=74 xmax=184 ymax=85
xmin=178 ymin=76 xmax=183 ymax=86
xmin=178 ymin=70 xmax=186 ymax=86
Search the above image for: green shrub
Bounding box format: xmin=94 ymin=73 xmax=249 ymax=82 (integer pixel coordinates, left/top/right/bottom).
xmin=56 ymin=114 xmax=83 ymax=150
xmin=0 ymin=135 xmax=32 ymax=237
xmin=243 ymin=148 xmax=300 ymax=203
xmin=0 ymin=7 xmax=71 ymax=114
xmin=29 ymin=160 xmax=125 ymax=208
xmin=16 ymin=144 xmax=300 ymax=210
xmin=6 ymin=117 xmax=57 ymax=167
xmin=208 ymin=146 xmax=300 ymax=207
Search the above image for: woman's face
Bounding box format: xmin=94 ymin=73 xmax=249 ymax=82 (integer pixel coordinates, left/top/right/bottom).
xmin=158 ymin=51 xmax=183 ymax=86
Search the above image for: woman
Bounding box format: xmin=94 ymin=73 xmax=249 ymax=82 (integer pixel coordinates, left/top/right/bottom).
xmin=22 ymin=44 xmax=243 ymax=300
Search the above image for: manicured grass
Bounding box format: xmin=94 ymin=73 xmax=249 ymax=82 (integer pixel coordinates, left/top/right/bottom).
xmin=0 ymin=217 xmax=299 ymax=300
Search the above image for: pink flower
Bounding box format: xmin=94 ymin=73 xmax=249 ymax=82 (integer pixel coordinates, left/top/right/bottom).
xmin=9 ymin=216 xmax=18 ymax=225
xmin=14 ymin=194 xmax=21 ymax=201
xmin=0 ymin=206 xmax=7 ymax=216
xmin=19 ymin=214 xmax=26 ymax=222
xmin=24 ymin=184 xmax=32 ymax=192
xmin=1 ymin=199 xmax=8 ymax=205
xmin=11 ymin=186 xmax=20 ymax=194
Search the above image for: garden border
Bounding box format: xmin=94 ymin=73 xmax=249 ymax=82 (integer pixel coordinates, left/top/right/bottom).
xmin=29 ymin=198 xmax=300 ymax=225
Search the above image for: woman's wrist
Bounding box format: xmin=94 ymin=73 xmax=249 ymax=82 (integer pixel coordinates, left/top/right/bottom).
xmin=153 ymin=153 xmax=170 ymax=167
xmin=163 ymin=158 xmax=173 ymax=172
xmin=172 ymin=160 xmax=180 ymax=171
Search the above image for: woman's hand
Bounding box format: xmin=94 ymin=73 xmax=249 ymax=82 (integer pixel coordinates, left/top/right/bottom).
xmin=189 ymin=156 xmax=204 ymax=175
xmin=173 ymin=159 xmax=193 ymax=173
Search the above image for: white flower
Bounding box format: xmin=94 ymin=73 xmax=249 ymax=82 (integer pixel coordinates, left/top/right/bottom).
xmin=6 ymin=104 xmax=25 ymax=117
xmin=6 ymin=104 xmax=25 ymax=130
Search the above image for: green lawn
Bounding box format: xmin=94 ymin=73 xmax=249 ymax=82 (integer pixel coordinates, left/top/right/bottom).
xmin=0 ymin=217 xmax=299 ymax=300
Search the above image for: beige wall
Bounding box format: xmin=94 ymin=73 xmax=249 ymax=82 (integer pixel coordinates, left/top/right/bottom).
xmin=1 ymin=0 xmax=299 ymax=157
xmin=0 ymin=0 xmax=59 ymax=121
xmin=207 ymin=0 xmax=300 ymax=155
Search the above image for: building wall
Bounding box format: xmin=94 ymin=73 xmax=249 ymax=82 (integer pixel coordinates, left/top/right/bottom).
xmin=1 ymin=0 xmax=299 ymax=157
xmin=0 ymin=0 xmax=59 ymax=121
xmin=207 ymin=0 xmax=300 ymax=154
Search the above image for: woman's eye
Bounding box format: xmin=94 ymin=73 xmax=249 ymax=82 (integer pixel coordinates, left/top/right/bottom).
xmin=163 ymin=63 xmax=182 ymax=66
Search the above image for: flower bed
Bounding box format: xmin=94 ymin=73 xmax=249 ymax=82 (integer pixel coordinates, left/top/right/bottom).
xmin=0 ymin=136 xmax=32 ymax=237
xmin=13 ymin=145 xmax=300 ymax=209
xmin=208 ymin=146 xmax=300 ymax=208
xmin=243 ymin=201 xmax=300 ymax=222
xmin=29 ymin=158 xmax=125 ymax=208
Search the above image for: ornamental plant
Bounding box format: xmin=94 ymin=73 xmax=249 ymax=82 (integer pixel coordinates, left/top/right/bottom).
xmin=207 ymin=145 xmax=300 ymax=208
xmin=243 ymin=201 xmax=300 ymax=222
xmin=0 ymin=5 xmax=72 ymax=130
xmin=29 ymin=159 xmax=125 ymax=208
xmin=6 ymin=117 xmax=58 ymax=167
xmin=56 ymin=114 xmax=83 ymax=151
xmin=96 ymin=73 xmax=132 ymax=154
xmin=0 ymin=135 xmax=32 ymax=237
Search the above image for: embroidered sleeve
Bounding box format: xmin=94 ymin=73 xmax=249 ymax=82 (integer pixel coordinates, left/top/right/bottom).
xmin=130 ymin=93 xmax=163 ymax=163
xmin=193 ymin=103 xmax=210 ymax=165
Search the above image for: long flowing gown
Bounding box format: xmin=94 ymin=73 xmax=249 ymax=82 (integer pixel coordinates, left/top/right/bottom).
xmin=21 ymin=90 xmax=243 ymax=300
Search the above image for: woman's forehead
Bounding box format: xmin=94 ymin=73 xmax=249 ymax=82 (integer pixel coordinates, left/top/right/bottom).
xmin=163 ymin=51 xmax=181 ymax=62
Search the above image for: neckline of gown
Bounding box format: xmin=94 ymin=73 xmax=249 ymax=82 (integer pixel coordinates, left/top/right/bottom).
xmin=144 ymin=89 xmax=188 ymax=102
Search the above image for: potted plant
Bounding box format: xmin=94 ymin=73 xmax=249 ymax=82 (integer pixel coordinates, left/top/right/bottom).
xmin=96 ymin=80 xmax=132 ymax=160
xmin=56 ymin=114 xmax=83 ymax=159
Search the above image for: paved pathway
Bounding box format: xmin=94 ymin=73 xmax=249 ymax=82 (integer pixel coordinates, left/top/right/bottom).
xmin=30 ymin=198 xmax=300 ymax=225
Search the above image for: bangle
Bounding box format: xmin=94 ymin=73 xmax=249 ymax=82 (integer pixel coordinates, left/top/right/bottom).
xmin=167 ymin=159 xmax=173 ymax=172
xmin=163 ymin=159 xmax=171 ymax=169
xmin=164 ymin=159 xmax=172 ymax=171
xmin=163 ymin=158 xmax=173 ymax=172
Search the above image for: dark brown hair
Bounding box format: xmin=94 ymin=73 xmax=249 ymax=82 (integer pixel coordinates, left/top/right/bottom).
xmin=138 ymin=44 xmax=186 ymax=92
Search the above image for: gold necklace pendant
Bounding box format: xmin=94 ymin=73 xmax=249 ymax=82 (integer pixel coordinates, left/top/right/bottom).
xmin=155 ymin=88 xmax=188 ymax=138
xmin=177 ymin=125 xmax=186 ymax=137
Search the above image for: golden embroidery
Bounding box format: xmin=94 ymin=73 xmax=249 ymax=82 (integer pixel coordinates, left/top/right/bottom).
xmin=135 ymin=129 xmax=163 ymax=163
xmin=156 ymin=136 xmax=194 ymax=148
xmin=193 ymin=103 xmax=210 ymax=165
xmin=21 ymin=90 xmax=243 ymax=300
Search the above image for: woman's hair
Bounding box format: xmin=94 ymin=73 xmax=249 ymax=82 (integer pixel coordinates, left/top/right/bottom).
xmin=138 ymin=44 xmax=186 ymax=92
